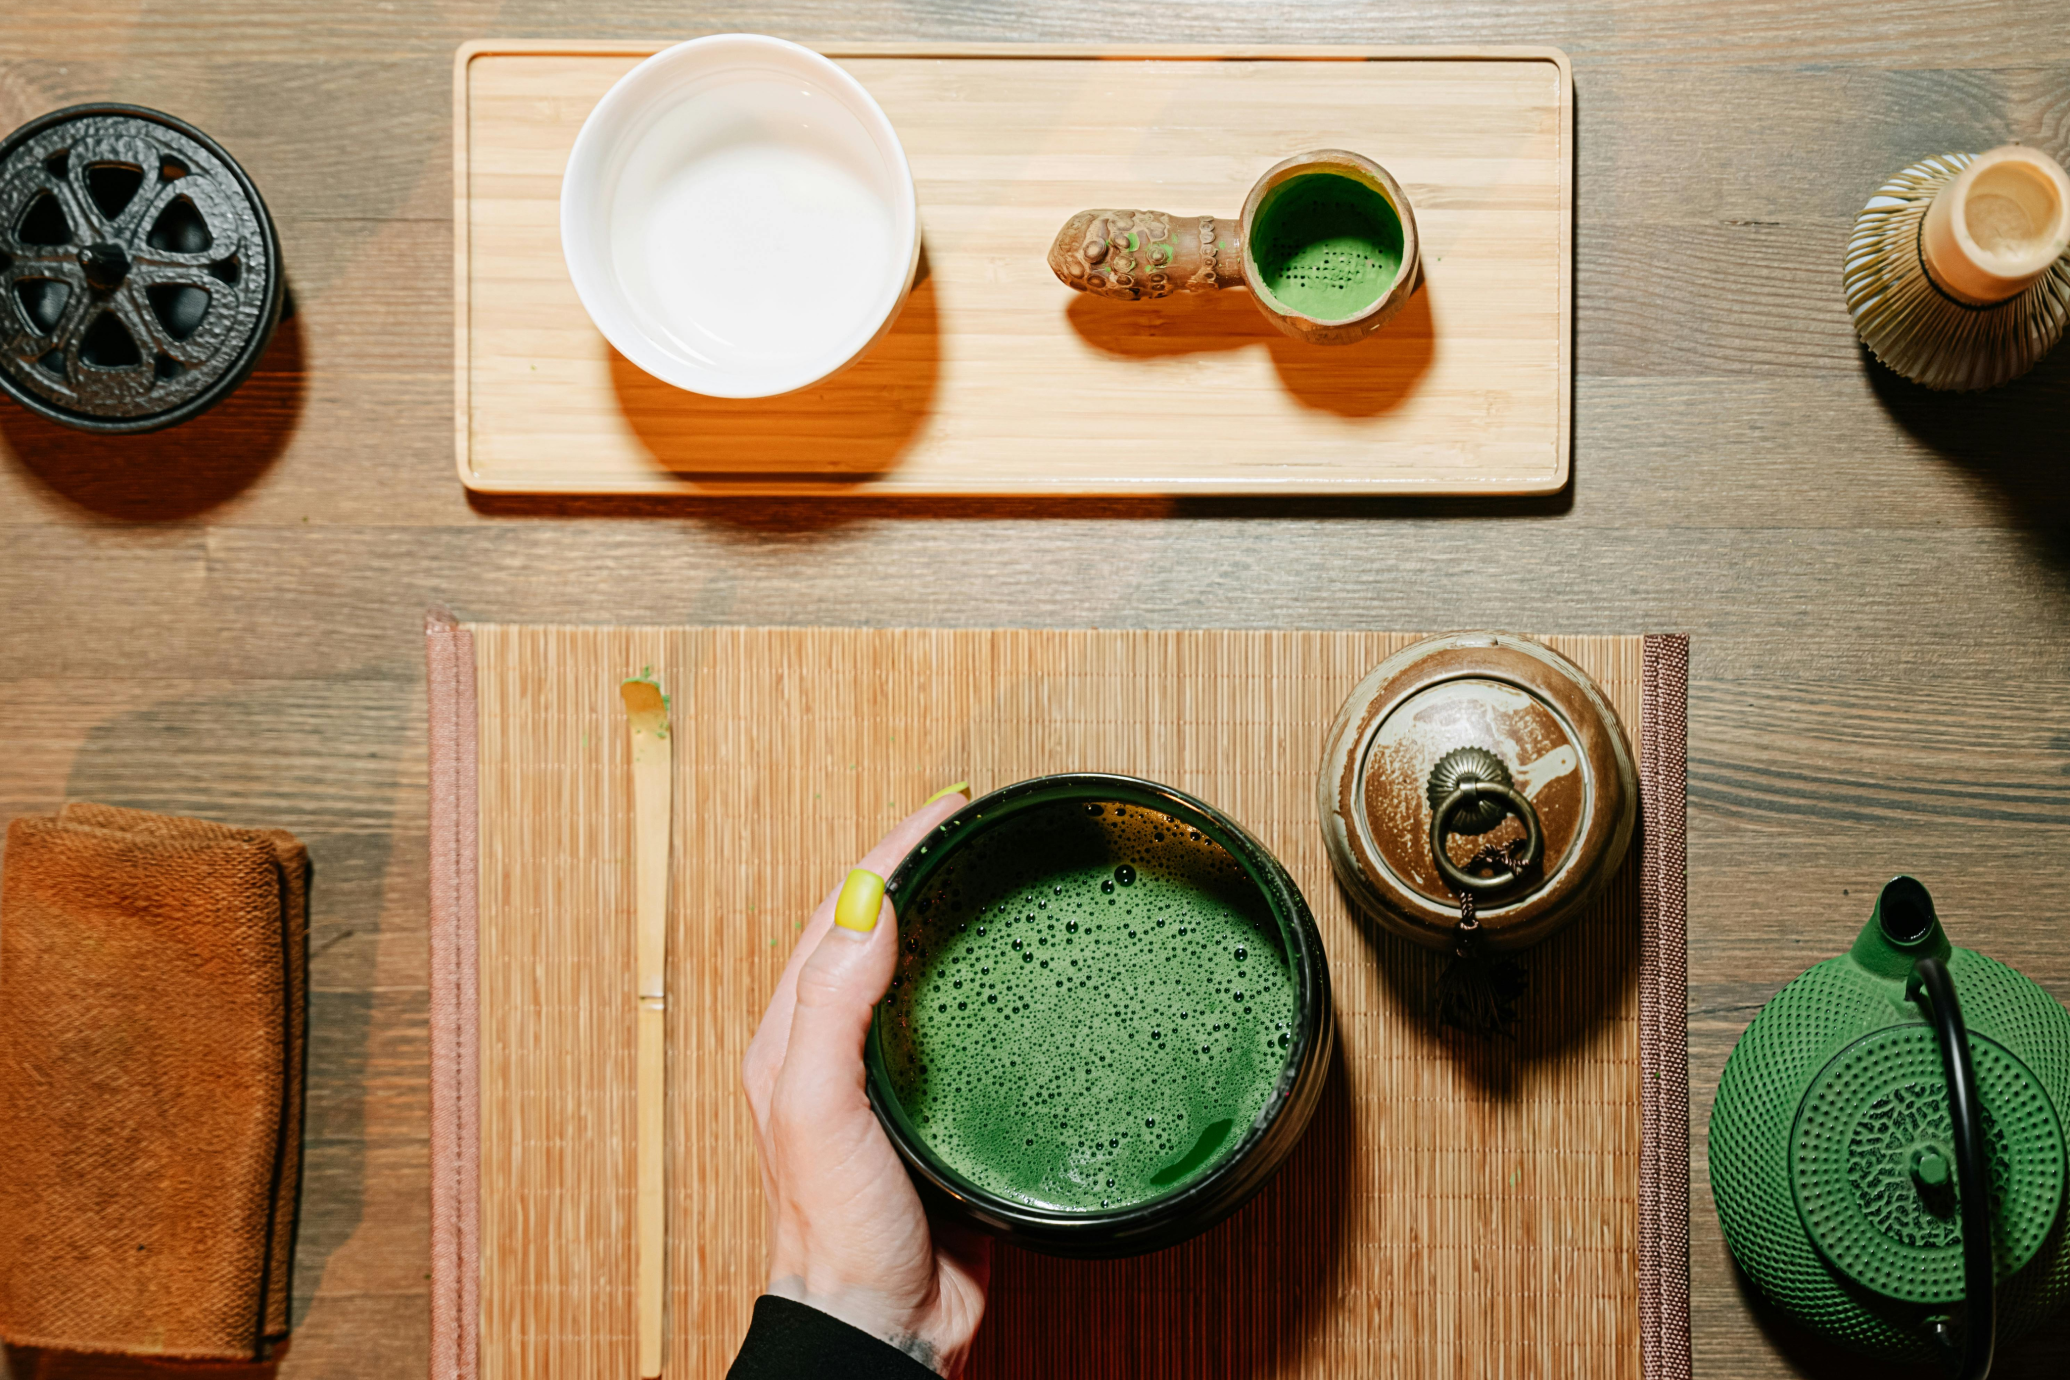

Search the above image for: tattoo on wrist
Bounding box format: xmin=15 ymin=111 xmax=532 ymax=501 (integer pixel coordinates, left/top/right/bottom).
xmin=765 ymin=1274 xmax=949 ymax=1376
xmin=887 ymin=1331 xmax=940 ymax=1372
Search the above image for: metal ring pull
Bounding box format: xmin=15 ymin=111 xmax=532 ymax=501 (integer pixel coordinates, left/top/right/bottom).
xmin=1430 ymin=781 xmax=1544 ymax=895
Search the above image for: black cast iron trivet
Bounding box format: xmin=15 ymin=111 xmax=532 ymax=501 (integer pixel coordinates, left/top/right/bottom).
xmin=0 ymin=104 xmax=283 ymax=434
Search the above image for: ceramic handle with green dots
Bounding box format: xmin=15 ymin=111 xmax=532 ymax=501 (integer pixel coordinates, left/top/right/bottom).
xmin=1047 ymin=209 xmax=1244 ymax=300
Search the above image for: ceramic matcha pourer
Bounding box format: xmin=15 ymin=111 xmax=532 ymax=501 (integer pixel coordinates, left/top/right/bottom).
xmin=1710 ymin=878 xmax=2070 ymax=1379
xmin=1046 ymin=149 xmax=1420 ymax=344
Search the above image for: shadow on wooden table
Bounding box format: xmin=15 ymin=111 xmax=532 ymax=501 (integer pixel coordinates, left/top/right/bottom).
xmin=465 ymin=485 xmax=1573 ymax=526
xmin=1727 ymin=1253 xmax=2070 ymax=1379
xmin=1353 ymin=863 xmax=1641 ymax=1099
xmin=605 ymin=254 xmax=941 ymax=482
xmin=1065 ymin=281 xmax=1437 ymax=420
xmin=1 ymin=1342 xmax=284 ymax=1379
xmin=0 ymin=310 xmax=303 ymax=522
xmin=1863 ymin=339 xmax=2070 ymax=572
xmin=964 ymin=1036 xmax=1355 ymax=1377
xmin=473 ymin=265 xmax=1569 ymax=525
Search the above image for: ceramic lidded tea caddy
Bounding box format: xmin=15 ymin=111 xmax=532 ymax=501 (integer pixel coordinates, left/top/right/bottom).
xmin=1710 ymin=878 xmax=2070 ymax=1377
xmin=1315 ymin=631 xmax=1637 ymax=955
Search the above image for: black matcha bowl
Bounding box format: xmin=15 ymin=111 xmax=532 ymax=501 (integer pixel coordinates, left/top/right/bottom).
xmin=864 ymin=773 xmax=1333 ymax=1259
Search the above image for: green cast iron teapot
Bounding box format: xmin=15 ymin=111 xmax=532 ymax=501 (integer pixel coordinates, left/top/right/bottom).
xmin=1710 ymin=878 xmax=2070 ymax=1379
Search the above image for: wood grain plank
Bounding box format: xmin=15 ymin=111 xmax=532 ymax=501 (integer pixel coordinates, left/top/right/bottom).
xmin=5 ymin=524 xmax=2067 ymax=681
xmin=3 ymin=3 xmax=2067 ymax=69
xmin=1579 ymin=64 xmax=2070 ymax=222
xmin=1692 ymin=679 xmax=2070 ymax=828
xmin=1580 ymin=222 xmax=1860 ymax=377
xmin=0 ymin=60 xmax=451 ymax=238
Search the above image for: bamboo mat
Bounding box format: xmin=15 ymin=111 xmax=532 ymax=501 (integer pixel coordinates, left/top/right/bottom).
xmin=426 ymin=622 xmax=1690 ymax=1380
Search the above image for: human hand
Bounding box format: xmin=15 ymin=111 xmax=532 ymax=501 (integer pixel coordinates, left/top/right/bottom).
xmin=740 ymin=787 xmax=991 ymax=1376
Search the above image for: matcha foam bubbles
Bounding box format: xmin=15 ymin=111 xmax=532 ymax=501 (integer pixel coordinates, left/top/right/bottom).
xmin=876 ymin=799 xmax=1298 ymax=1212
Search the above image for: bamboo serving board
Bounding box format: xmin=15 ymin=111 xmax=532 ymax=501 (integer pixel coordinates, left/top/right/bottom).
xmin=453 ymin=43 xmax=1573 ymax=496
xmin=427 ymin=625 xmax=1691 ymax=1380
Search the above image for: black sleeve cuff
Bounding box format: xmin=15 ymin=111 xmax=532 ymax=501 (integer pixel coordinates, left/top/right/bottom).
xmin=727 ymin=1295 xmax=939 ymax=1379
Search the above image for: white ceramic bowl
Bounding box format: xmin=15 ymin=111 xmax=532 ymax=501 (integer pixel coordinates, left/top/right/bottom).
xmin=560 ymin=35 xmax=920 ymax=399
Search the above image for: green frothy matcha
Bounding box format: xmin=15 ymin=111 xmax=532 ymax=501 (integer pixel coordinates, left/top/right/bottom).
xmin=1252 ymin=172 xmax=1403 ymax=320
xmin=877 ymin=800 xmax=1297 ymax=1212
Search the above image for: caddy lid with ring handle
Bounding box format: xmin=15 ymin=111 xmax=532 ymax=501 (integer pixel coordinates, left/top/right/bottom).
xmin=1316 ymin=631 xmax=1637 ymax=957
xmin=1424 ymin=745 xmax=1546 ymax=898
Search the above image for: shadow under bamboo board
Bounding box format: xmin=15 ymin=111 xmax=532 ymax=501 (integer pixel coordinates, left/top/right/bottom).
xmin=454 ymin=627 xmax=1668 ymax=1379
xmin=453 ymin=43 xmax=1573 ymax=496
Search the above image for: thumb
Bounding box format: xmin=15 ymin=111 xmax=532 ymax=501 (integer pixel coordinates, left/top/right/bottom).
xmin=782 ymin=871 xmax=898 ymax=1106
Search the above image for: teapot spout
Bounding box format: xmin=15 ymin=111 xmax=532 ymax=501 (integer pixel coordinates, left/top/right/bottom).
xmin=1849 ymin=875 xmax=1953 ymax=980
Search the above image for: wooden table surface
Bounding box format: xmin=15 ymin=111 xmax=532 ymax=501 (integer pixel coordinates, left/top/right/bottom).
xmin=2 ymin=4 xmax=2066 ymax=1378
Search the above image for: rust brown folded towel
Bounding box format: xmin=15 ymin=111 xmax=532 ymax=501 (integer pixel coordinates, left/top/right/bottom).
xmin=0 ymin=805 xmax=309 ymax=1361
xmin=52 ymin=802 xmax=311 ymax=1349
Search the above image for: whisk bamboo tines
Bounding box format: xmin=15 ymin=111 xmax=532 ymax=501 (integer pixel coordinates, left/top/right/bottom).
xmin=1845 ymin=144 xmax=2070 ymax=392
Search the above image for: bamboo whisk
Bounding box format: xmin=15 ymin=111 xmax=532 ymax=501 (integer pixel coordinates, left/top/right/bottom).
xmin=620 ymin=676 xmax=672 ymax=1378
xmin=1845 ymin=143 xmax=2070 ymax=391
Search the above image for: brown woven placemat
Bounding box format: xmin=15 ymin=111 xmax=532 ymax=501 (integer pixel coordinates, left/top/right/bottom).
xmin=426 ymin=621 xmax=1689 ymax=1379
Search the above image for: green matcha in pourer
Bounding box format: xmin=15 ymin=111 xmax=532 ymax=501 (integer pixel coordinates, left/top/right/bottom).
xmin=1709 ymin=878 xmax=2070 ymax=1377
xmin=1249 ymin=173 xmax=1404 ymax=322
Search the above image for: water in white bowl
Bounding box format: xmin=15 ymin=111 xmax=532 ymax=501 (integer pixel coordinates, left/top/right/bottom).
xmin=609 ymin=72 xmax=901 ymax=373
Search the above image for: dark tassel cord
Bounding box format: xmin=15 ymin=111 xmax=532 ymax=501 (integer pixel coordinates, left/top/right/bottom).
xmin=1435 ymin=840 xmax=1532 ymax=1036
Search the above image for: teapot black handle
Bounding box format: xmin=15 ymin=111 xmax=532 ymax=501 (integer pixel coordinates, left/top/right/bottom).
xmin=1909 ymin=954 xmax=1996 ymax=1380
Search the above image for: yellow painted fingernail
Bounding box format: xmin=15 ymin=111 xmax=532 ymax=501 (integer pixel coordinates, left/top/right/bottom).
xmin=834 ymin=868 xmax=887 ymax=933
xmin=922 ymin=781 xmax=971 ymax=806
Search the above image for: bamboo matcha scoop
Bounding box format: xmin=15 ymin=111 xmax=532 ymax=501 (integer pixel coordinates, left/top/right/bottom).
xmin=620 ymin=674 xmax=672 ymax=1378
